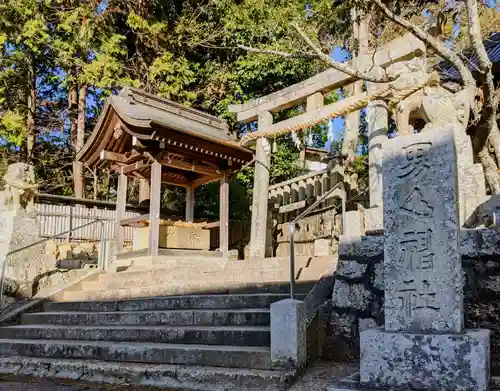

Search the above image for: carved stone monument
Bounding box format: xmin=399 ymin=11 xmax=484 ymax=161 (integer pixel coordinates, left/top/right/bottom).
xmin=330 ymin=127 xmax=490 ymax=390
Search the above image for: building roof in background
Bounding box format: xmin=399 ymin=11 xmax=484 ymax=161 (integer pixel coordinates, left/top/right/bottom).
xmin=302 ymin=146 xmax=329 ymax=155
xmin=436 ymin=32 xmax=500 ymax=81
xmin=112 ymin=88 xmax=237 ymax=143
xmin=77 ymin=87 xmax=252 ymax=170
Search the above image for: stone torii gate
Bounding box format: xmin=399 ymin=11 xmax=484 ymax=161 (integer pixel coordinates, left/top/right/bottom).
xmin=229 ymin=34 xmax=426 ymax=258
xmin=77 ymin=87 xmax=253 ymax=259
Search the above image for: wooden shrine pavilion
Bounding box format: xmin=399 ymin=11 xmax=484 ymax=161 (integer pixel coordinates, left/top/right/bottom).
xmin=77 ymin=87 xmax=253 ymax=258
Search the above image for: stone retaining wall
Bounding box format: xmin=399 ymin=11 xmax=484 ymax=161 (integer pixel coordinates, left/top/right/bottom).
xmin=275 ymin=209 xmax=339 ymax=257
xmin=326 ymin=228 xmax=500 ymax=375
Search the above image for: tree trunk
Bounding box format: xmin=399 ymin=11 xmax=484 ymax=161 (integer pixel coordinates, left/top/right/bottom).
xmin=488 ymin=122 xmax=500 ymax=166
xmin=26 ymin=56 xmax=36 ymax=162
xmin=477 ymin=146 xmax=500 ymax=194
xmin=73 ymin=85 xmax=86 ymax=198
xmin=68 ymin=72 xmax=78 ymax=149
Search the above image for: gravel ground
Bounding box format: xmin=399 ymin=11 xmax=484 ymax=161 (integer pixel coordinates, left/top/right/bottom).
xmin=289 ymin=361 xmax=357 ymax=391
xmin=0 ymin=361 xmax=358 ymax=391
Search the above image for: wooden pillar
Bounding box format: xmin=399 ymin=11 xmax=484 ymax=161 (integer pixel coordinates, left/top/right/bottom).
xmin=249 ymin=111 xmax=272 ymax=259
xmin=185 ymin=186 xmax=195 ymax=223
xmin=148 ymin=161 xmax=162 ymax=257
xmin=115 ymin=170 xmax=127 ymax=252
xmin=139 ymin=179 xmax=150 ymax=203
xmin=219 ymin=174 xmax=229 ymax=258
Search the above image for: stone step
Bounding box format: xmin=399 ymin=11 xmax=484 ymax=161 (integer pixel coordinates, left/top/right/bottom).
xmin=0 ymin=325 xmax=270 ymax=346
xmin=63 ymin=282 xmax=315 ymax=301
xmin=21 ymin=309 xmax=271 ymax=327
xmin=0 ymin=339 xmax=272 ymax=369
xmin=45 ymin=293 xmax=296 ymax=312
xmin=297 ymin=265 xmax=331 ymax=281
xmin=87 ymin=271 xmax=312 ymax=292
xmin=93 ymin=275 xmax=319 ymax=292
xmin=99 ymin=256 xmax=314 ymax=283
xmin=0 ymin=356 xmax=293 ymax=391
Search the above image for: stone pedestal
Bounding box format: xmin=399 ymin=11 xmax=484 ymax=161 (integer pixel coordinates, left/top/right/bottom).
xmin=270 ymin=299 xmax=307 ymax=370
xmin=330 ymin=128 xmax=490 ymax=391
xmin=363 ymin=207 xmax=383 ymax=235
xmin=0 ymin=211 xmax=52 ymax=283
xmin=344 ymin=210 xmax=364 ymax=237
xmin=361 ymin=328 xmax=490 ymax=390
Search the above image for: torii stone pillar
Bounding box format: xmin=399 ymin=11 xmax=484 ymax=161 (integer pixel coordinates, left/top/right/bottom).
xmin=249 ymin=111 xmax=272 ymax=259
xmin=366 ymin=69 xmax=388 ymax=210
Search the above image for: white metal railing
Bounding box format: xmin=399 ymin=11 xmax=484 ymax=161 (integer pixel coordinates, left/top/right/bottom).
xmin=288 ymin=182 xmax=346 ymax=299
xmin=0 ymin=219 xmax=108 ymax=306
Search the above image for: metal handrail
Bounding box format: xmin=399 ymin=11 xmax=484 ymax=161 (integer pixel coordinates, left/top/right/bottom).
xmin=289 ymin=182 xmax=346 ymax=299
xmin=0 ymin=218 xmax=107 ymax=306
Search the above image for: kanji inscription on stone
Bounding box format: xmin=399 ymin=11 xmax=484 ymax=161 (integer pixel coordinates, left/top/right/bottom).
xmin=383 ymin=129 xmax=463 ymax=333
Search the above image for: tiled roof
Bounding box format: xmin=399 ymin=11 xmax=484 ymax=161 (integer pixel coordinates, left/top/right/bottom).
xmin=435 ymin=32 xmax=500 ymax=81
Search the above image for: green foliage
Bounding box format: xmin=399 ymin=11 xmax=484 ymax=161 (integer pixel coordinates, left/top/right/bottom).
xmin=270 ymin=140 xmax=302 ymax=184
xmin=0 ymin=110 xmax=26 ymax=146
xmin=0 ymin=0 xmax=342 ymax=214
xmin=127 ymin=11 xmax=167 ymax=35
xmin=149 ymin=52 xmax=198 ymax=103
xmin=236 ymin=135 xmax=302 ymax=208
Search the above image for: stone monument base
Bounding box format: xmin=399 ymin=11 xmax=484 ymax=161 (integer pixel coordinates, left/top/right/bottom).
xmin=329 ymin=328 xmax=490 ymax=391
xmin=0 ymin=211 xmax=53 ymax=282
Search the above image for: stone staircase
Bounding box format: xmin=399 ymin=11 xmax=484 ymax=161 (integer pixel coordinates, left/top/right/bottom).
xmin=0 ymin=256 xmax=330 ymax=390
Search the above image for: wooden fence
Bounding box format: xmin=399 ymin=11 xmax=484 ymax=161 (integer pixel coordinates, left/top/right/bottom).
xmin=35 ymin=203 xmax=139 ymax=243
xmin=33 ymin=194 xmax=250 ymax=250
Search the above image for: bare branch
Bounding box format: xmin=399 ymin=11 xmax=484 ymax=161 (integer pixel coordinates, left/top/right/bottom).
xmin=290 ymin=22 xmax=394 ymax=83
xmin=370 ymin=0 xmax=475 ymax=88
xmin=237 ymin=45 xmax=317 ymax=59
xmin=465 ymin=0 xmax=497 ymax=150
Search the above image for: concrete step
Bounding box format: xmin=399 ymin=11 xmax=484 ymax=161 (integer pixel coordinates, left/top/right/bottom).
xmin=0 ymin=339 xmax=272 ymax=369
xmin=21 ymin=309 xmax=271 ymax=327
xmin=0 ymin=324 xmax=270 ymax=346
xmin=0 ymin=356 xmax=294 ymax=390
xmin=99 ymin=256 xmax=314 ymax=282
xmin=45 ymin=293 xmax=296 ymax=312
xmin=63 ymin=281 xmax=315 ymax=301
xmin=91 ymin=276 xmax=320 ymax=292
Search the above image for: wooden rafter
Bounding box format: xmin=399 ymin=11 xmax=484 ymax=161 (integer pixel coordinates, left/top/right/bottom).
xmin=113 ymin=160 xmax=152 ymax=174
xmin=193 ymin=175 xmax=223 ymax=188
xmin=160 ymin=157 xmax=222 ymax=177
xmin=100 ymin=150 xmax=127 ymax=163
xmin=162 ymin=171 xmax=190 ymax=187
xmin=150 ymin=126 xmax=251 ymax=163
xmin=101 ymin=149 xmax=144 ymax=165
xmin=158 ymin=144 xmax=225 ymax=167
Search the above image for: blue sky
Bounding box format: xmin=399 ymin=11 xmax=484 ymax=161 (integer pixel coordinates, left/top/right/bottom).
xmin=322 ymin=0 xmax=500 ymax=150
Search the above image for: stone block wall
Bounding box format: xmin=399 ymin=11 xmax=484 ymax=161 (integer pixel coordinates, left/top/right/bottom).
xmin=275 ymin=209 xmax=339 ymax=257
xmin=325 ymin=235 xmax=383 ymax=362
xmin=326 ymin=228 xmax=500 ymax=375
